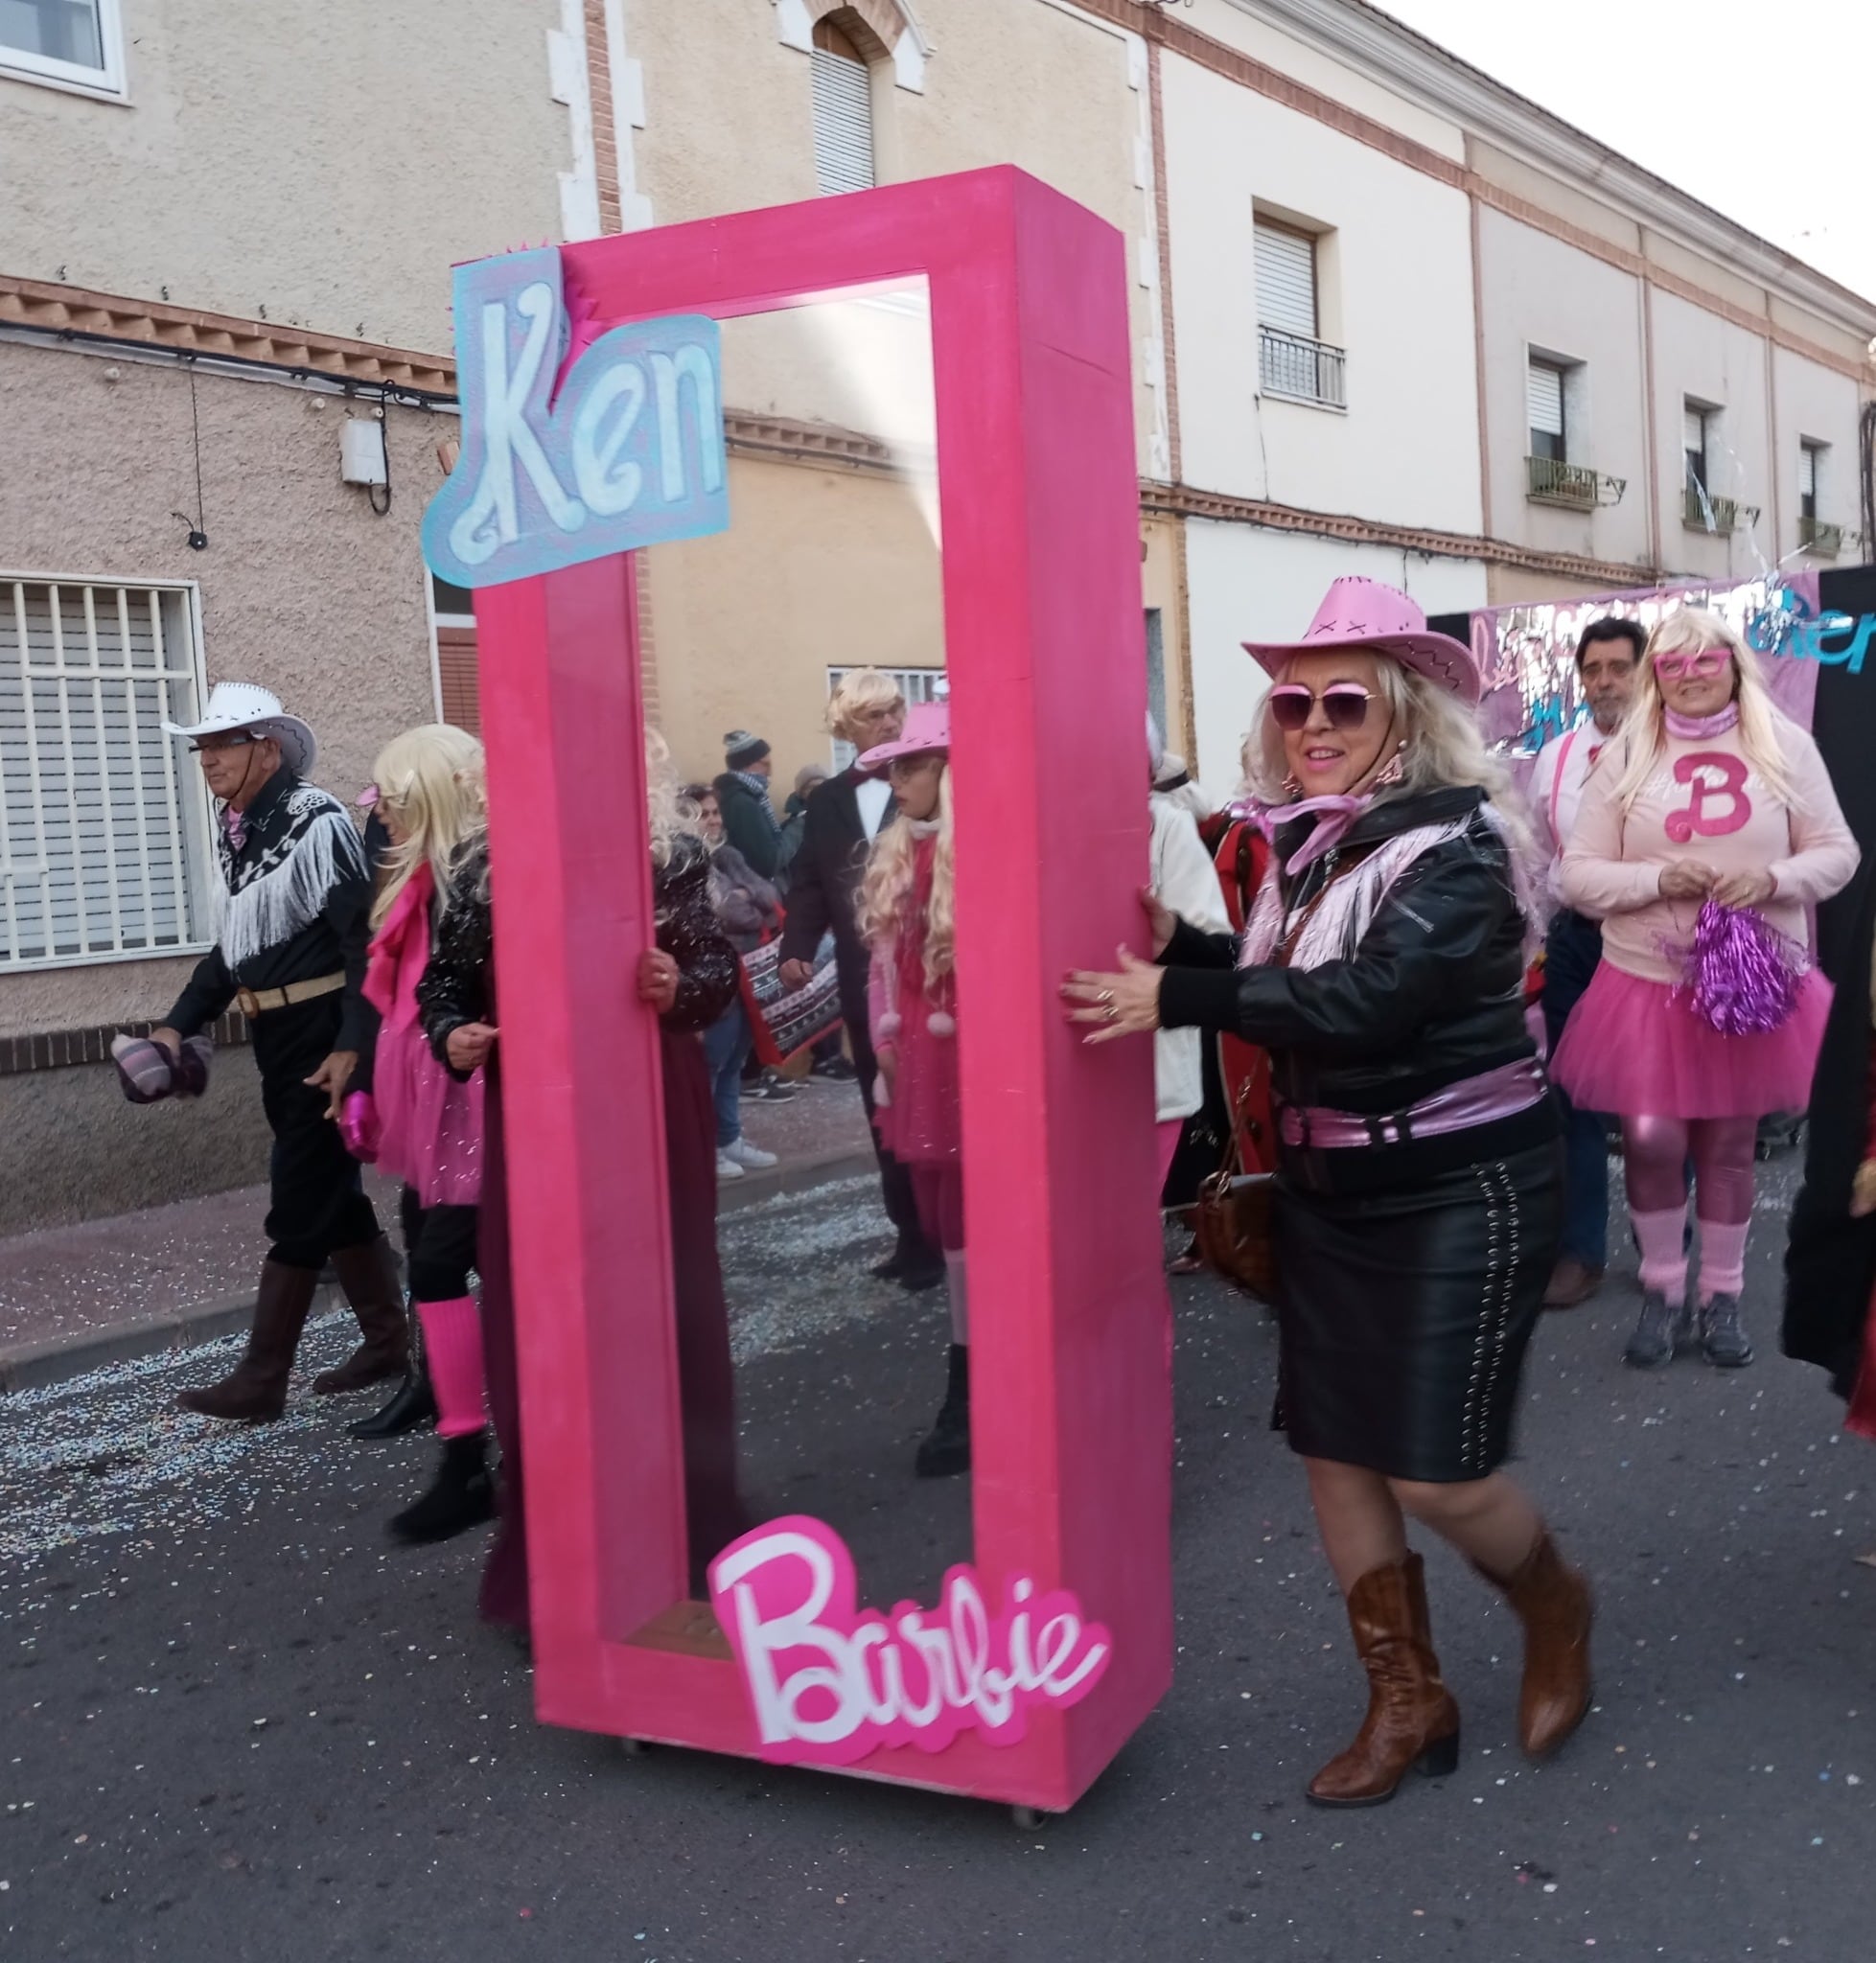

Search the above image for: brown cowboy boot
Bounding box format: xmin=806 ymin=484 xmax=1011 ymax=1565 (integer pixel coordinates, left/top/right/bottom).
xmin=1476 ymin=1529 xmax=1593 ymax=1758
xmin=313 ymin=1235 xmax=409 ymax=1395
xmin=176 ymin=1261 xmax=319 ymax=1421
xmin=1307 ymin=1551 xmax=1461 ymax=1808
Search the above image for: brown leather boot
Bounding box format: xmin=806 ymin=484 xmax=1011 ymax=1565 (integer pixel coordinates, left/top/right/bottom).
xmin=313 ymin=1235 xmax=409 ymax=1395
xmin=1307 ymin=1552 xmax=1461 ymax=1808
xmin=1476 ymin=1529 xmax=1593 ymax=1758
xmin=176 ymin=1261 xmax=319 ymax=1421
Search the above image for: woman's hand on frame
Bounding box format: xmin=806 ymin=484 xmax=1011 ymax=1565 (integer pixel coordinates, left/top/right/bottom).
xmin=1061 ymin=946 xmax=1165 ymax=1044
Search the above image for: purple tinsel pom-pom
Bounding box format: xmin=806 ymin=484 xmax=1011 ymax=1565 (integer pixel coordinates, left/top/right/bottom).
xmin=1677 ymin=897 xmax=1805 ymax=1036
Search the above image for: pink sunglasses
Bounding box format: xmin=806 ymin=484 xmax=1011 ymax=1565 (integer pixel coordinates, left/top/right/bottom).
xmin=1267 ymin=682 xmax=1376 ymax=732
xmin=1654 ymin=649 xmax=1728 ymax=681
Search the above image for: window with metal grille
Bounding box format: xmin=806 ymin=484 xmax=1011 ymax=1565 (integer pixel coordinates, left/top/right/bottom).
xmin=0 ymin=0 xmax=126 ymax=96
xmin=811 ymin=19 xmax=874 ymax=196
xmin=827 ymin=666 xmax=944 ymax=772
xmin=1799 ymin=441 xmax=1823 ymax=521
xmin=1527 ymin=359 xmax=1566 ymax=463
xmin=1253 ymin=220 xmax=1317 ymax=338
xmin=0 ymin=577 xmax=215 ymax=971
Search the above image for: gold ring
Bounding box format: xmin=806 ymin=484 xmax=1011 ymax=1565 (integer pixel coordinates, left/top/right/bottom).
xmin=1103 ymin=1003 xmax=1119 ymax=1023
xmin=1098 ymin=989 xmax=1116 ymax=1006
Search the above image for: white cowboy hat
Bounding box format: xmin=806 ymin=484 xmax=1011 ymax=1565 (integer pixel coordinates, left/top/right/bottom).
xmin=164 ymin=681 xmax=317 ymax=777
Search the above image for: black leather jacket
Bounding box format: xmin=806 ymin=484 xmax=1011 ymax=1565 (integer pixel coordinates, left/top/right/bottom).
xmin=1158 ymin=786 xmax=1556 ymax=1192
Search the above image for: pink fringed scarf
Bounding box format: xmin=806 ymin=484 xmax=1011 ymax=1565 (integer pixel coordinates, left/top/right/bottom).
xmin=1239 ymin=803 xmax=1531 ymax=972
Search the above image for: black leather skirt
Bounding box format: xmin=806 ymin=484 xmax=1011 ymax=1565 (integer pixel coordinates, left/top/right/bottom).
xmin=1273 ymin=1140 xmax=1563 ymax=1483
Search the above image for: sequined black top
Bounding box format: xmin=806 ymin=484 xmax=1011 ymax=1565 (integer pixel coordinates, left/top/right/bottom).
xmin=418 ymin=835 xmax=737 ymax=1074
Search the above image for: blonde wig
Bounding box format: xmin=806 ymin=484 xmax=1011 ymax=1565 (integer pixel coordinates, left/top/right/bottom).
xmin=1606 ymin=606 xmax=1797 ymax=811
xmin=856 ymin=760 xmax=955 ymax=993
xmin=1243 ymin=655 xmax=1540 ymax=876
xmin=646 ymin=727 xmax=702 ymax=867
xmin=826 ymin=666 xmax=907 ymax=742
xmin=369 ymin=725 xmax=487 ymax=929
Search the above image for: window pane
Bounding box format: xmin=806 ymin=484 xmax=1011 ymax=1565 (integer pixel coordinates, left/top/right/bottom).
xmin=0 ymin=0 xmax=104 ymax=70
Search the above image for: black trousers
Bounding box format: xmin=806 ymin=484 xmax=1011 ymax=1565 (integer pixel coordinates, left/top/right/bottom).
xmin=842 ymin=978 xmax=930 ymax=1254
xmin=252 ymin=997 xmax=380 ymax=1270
xmin=397 ymin=1185 xmax=478 ymax=1303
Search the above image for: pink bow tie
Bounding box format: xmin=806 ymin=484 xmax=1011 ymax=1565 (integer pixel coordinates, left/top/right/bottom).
xmin=221 ymin=806 xmax=247 ymax=853
xmin=1255 ymin=793 xmax=1373 ymax=875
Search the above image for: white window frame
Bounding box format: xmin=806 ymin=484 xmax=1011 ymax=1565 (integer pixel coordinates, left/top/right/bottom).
xmin=827 ymin=664 xmax=944 ymax=772
xmin=0 ymin=0 xmax=129 ymax=103
xmin=0 ymin=570 xmax=217 ymax=974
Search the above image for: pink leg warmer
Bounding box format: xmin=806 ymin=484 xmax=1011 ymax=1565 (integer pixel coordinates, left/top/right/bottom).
xmin=417 ymin=1296 xmax=486 ymax=1439
xmin=1696 ymin=1219 xmax=1750 ymax=1302
xmin=1631 ymin=1207 xmax=1690 ymax=1305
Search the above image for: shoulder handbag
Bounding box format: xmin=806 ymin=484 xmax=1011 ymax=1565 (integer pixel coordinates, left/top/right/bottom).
xmin=1193 ymin=1082 xmax=1277 ymax=1303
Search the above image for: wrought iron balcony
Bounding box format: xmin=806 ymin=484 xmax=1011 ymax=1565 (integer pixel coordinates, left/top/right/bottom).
xmin=1798 ymin=514 xmax=1843 ymax=559
xmin=1257 ymin=325 xmax=1346 ymax=408
xmin=1525 ymin=456 xmax=1626 ymax=509
xmin=1682 ymin=487 xmax=1758 ymax=535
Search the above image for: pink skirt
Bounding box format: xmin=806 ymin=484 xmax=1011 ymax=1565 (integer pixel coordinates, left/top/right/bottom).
xmin=1552 ymin=959 xmax=1831 ymax=1120
xmin=376 ymin=1020 xmax=486 ymax=1208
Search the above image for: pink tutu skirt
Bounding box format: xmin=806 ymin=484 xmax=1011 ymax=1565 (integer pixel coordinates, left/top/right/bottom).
xmin=376 ymin=1020 xmax=485 ymax=1208
xmin=1551 ymin=959 xmax=1831 ymax=1120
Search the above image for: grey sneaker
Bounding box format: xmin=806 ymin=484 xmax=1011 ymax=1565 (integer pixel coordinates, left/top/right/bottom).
xmin=1624 ymin=1289 xmax=1688 ymax=1369
xmin=1700 ymin=1293 xmax=1754 ymax=1368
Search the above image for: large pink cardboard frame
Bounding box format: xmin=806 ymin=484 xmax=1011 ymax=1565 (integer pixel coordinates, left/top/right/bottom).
xmin=472 ymin=167 xmax=1172 ymax=1812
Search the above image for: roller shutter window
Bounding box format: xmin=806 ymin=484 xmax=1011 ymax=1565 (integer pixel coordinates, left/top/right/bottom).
xmin=435 ymin=626 xmax=481 ymax=737
xmin=812 ymin=45 xmax=874 ymax=196
xmin=0 ymin=577 xmax=215 ymax=969
xmin=1253 ymin=221 xmax=1317 ymax=338
xmin=1527 ymin=359 xmax=1565 ymax=462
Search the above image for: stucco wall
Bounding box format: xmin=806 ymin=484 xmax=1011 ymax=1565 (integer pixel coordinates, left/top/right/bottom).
xmin=0 ymin=1059 xmax=270 ymax=1234
xmin=1771 ymin=348 xmax=1865 ymax=564
xmin=1184 ymin=522 xmax=1488 ymax=796
xmin=0 ymin=338 xmax=446 ymax=1033
xmin=0 ymin=1 xmax=567 ymax=353
xmin=625 ymin=0 xmax=1165 ymax=475
xmin=1475 ymin=202 xmax=1654 ymax=574
xmin=1160 ymin=50 xmax=1483 ymax=536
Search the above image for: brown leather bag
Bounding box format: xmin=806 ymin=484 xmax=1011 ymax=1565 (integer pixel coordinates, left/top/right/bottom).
xmin=1194 ymin=1085 xmax=1278 ymax=1303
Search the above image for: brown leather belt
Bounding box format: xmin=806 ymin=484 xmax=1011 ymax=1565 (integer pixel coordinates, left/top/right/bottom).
xmin=235 ymin=972 xmax=345 ymax=1018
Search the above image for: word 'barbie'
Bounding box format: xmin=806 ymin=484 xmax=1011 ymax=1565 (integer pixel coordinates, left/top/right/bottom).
xmin=708 ymin=1517 xmax=1112 ymax=1765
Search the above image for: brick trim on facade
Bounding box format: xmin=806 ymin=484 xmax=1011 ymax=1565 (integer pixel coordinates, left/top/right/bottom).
xmin=0 ymin=274 xmax=455 ymax=394
xmin=2 ymin=1011 xmax=251 ymax=1079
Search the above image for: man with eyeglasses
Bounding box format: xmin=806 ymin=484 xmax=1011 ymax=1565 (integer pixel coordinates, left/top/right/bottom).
xmin=779 ymin=669 xmax=943 ymax=1291
xmin=133 ymin=682 xmax=406 ymax=1420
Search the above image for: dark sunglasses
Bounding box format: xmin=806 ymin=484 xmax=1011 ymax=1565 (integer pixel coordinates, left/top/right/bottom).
xmin=188 ymin=731 xmax=259 ymax=754
xmin=1267 ymin=682 xmax=1376 ymax=732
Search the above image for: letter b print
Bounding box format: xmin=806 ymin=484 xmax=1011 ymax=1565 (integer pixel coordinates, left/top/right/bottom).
xmin=1664 ymin=751 xmax=1751 ymax=843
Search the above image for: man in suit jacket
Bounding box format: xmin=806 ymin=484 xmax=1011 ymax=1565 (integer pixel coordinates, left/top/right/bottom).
xmin=780 ymin=670 xmax=942 ymax=1288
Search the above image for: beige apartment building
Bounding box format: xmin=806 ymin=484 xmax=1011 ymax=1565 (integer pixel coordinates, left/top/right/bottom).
xmin=2 ymin=0 xmax=1872 ymax=1226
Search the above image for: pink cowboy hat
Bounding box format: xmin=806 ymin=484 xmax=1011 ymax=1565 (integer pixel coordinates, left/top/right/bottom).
xmin=857 ymin=700 xmax=949 ymax=771
xmin=1241 ymin=576 xmax=1479 ymax=706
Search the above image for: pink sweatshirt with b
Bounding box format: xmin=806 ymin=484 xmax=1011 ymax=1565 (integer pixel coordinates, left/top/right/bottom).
xmin=1560 ymin=717 xmax=1857 ymax=984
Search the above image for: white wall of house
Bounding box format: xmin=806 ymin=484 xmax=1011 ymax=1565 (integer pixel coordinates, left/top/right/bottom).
xmin=1474 ymin=203 xmax=1654 ymax=577
xmin=1184 ymin=521 xmax=1488 ymax=796
xmin=1160 ymin=48 xmax=1483 ymax=537
xmin=1771 ymin=347 xmax=1865 ymax=565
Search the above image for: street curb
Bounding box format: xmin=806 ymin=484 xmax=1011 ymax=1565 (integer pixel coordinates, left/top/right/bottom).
xmin=0 ymin=1144 xmax=878 ymax=1393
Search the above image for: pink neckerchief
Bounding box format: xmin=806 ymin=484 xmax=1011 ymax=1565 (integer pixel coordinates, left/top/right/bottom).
xmin=1253 ymin=794 xmax=1373 ymax=875
xmin=1663 ymin=703 xmax=1740 ymax=739
xmin=363 ymin=862 xmax=435 ymax=1023
xmin=221 ymin=805 xmax=248 ymax=853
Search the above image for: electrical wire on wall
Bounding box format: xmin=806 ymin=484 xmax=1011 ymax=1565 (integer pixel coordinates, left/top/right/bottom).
xmin=368 ymin=385 xmax=392 ymax=517
xmin=168 ymin=358 xmax=209 ymax=549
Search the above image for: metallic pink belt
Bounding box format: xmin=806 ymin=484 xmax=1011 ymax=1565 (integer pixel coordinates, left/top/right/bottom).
xmin=1277 ymin=1057 xmax=1548 ymax=1151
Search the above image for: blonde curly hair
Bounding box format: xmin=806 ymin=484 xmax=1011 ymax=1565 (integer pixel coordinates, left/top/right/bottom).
xmin=856 ymin=761 xmax=954 ymax=992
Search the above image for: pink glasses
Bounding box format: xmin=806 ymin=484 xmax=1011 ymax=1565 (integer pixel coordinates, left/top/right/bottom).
xmin=1267 ymin=682 xmax=1376 ymax=732
xmin=1654 ymin=649 xmax=1728 ymax=681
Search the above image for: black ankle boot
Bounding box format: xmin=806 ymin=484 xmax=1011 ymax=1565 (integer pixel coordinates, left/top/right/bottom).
xmin=348 ymin=1362 xmax=437 ymax=1440
xmin=915 ymin=1344 xmax=970 ymax=1479
xmin=390 ymin=1432 xmax=496 ymax=1545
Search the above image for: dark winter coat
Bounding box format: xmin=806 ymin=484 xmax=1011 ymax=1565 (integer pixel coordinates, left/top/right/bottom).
xmin=711 ymin=771 xmax=782 ymax=881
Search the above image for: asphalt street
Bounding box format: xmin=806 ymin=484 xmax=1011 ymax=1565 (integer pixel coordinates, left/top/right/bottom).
xmin=4 ymin=1151 xmax=1875 ymax=1962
